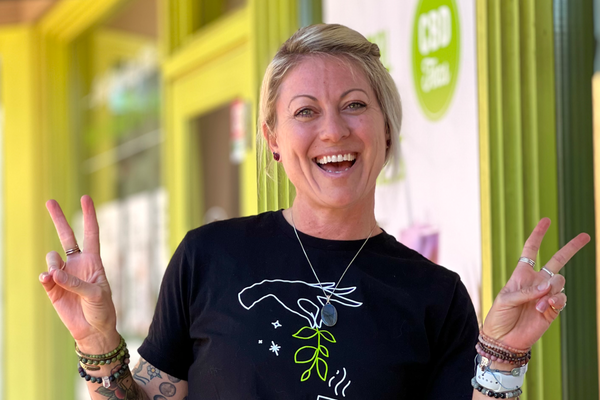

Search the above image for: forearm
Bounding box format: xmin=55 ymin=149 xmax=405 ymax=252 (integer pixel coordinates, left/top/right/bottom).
xmin=82 ymin=364 xmax=149 ymax=400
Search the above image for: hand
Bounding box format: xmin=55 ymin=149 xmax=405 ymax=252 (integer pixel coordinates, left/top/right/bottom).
xmin=482 ymin=218 xmax=590 ymax=350
xmin=39 ymin=195 xmax=120 ymax=354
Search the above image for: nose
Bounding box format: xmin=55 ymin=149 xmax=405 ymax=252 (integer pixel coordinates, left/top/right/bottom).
xmin=319 ymin=110 xmax=350 ymax=142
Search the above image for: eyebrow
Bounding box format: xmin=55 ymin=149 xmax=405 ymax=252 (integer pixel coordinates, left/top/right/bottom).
xmin=287 ymin=88 xmax=369 ymax=108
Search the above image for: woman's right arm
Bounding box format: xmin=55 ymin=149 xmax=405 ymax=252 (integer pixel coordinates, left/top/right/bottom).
xmin=39 ymin=196 xmax=188 ymax=400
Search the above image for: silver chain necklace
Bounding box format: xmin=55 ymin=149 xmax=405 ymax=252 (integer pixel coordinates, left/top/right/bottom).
xmin=291 ymin=211 xmax=376 ymax=327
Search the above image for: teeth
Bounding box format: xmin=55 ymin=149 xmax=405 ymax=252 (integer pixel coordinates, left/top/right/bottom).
xmin=326 ymin=168 xmax=351 ymax=173
xmin=316 ymin=153 xmax=356 ymax=165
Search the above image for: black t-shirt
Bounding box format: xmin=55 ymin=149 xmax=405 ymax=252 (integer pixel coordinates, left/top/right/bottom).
xmin=139 ymin=210 xmax=478 ymax=399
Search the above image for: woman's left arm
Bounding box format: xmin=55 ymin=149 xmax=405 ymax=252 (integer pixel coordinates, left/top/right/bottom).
xmin=472 ymin=218 xmax=590 ymax=399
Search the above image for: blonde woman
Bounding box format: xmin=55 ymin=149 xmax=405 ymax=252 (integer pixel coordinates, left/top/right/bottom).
xmin=41 ymin=24 xmax=589 ymax=399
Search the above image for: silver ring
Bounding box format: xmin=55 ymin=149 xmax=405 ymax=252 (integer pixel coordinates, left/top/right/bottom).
xmin=560 ymin=287 xmax=565 ymax=293
xmin=518 ymin=257 xmax=536 ymax=268
xmin=65 ymin=244 xmax=81 ymax=256
xmin=541 ymin=267 xmax=555 ymax=277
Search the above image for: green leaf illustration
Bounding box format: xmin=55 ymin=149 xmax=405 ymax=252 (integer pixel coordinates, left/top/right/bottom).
xmin=292 ymin=326 xmax=318 ymax=340
xmin=293 ymin=326 xmax=338 ymax=382
xmin=294 ymin=346 xmax=318 ymax=364
xmin=300 ymin=368 xmax=312 ymax=381
xmin=316 ymin=357 xmax=328 ymax=381
xmin=319 ymin=329 xmax=336 ymax=343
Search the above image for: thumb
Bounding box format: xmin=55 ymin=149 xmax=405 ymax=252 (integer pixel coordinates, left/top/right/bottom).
xmin=501 ymin=281 xmax=552 ymax=307
xmin=51 ymin=269 xmax=99 ymax=299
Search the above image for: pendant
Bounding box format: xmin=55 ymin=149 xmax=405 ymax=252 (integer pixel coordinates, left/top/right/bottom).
xmin=321 ymin=303 xmax=338 ymax=327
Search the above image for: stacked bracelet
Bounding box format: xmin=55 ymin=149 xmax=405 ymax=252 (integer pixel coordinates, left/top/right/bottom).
xmin=472 ymin=377 xmax=522 ymax=399
xmin=75 ymin=336 xmax=129 ymax=368
xmin=476 ymin=333 xmax=531 ymax=366
xmin=78 ymin=361 xmax=130 ymax=388
xmin=75 ymin=334 xmax=131 ymax=388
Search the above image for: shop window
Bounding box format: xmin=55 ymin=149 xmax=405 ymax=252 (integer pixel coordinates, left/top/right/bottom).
xmin=192 ymin=104 xmax=241 ymax=226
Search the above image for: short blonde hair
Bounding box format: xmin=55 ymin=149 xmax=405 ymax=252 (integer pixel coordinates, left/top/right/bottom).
xmin=258 ymin=23 xmax=402 ymax=174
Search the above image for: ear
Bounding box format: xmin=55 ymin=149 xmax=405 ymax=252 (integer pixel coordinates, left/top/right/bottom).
xmin=262 ymin=122 xmax=280 ymax=153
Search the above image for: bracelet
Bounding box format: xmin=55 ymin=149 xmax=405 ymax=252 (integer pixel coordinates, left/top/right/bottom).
xmin=479 ymin=332 xmax=529 ymax=355
xmin=476 ymin=342 xmax=531 ymax=366
xmin=472 ymin=377 xmax=522 ymax=399
xmin=78 ymin=360 xmax=130 ymax=388
xmin=476 ymin=355 xmax=527 ymax=393
xmin=75 ymin=336 xmax=128 ymax=366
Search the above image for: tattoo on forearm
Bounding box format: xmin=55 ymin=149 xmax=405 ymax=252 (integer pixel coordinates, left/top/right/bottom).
xmin=132 ymin=359 xmax=150 ymax=385
xmin=167 ymin=374 xmax=181 ymax=383
xmin=153 ymin=396 xmax=167 ymax=400
xmin=147 ymin=365 xmax=163 ymax=381
xmin=159 ymin=382 xmax=177 ymax=397
xmin=95 ymin=368 xmax=147 ymax=399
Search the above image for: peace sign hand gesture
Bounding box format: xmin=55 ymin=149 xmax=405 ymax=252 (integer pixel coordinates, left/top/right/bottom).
xmin=39 ymin=195 xmax=120 ymax=354
xmin=482 ymin=218 xmax=590 ymax=350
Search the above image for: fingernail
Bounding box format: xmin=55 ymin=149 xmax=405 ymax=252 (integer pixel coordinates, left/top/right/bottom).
xmin=549 ymin=298 xmax=556 ymax=306
xmin=49 ymin=266 xmax=57 ymax=273
xmin=538 ymin=282 xmax=550 ymax=291
xmin=537 ymin=302 xmax=548 ymax=312
xmin=55 ymin=270 xmax=67 ymax=284
xmin=39 ymin=272 xmax=47 ymax=282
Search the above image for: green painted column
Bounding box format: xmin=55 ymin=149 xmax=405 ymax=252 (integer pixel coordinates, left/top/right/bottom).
xmin=477 ymin=0 xmax=561 ymax=398
xmin=553 ymin=0 xmax=599 ymax=399
xmin=255 ymin=0 xmax=321 ymax=213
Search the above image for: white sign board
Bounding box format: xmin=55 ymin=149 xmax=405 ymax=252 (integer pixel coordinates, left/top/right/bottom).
xmin=325 ymin=0 xmax=481 ymax=315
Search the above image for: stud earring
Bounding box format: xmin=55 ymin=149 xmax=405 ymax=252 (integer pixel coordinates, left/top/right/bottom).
xmin=273 ymin=152 xmax=280 ymax=161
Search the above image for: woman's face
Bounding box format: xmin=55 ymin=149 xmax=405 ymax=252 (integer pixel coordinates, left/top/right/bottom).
xmin=267 ymin=56 xmax=388 ymax=211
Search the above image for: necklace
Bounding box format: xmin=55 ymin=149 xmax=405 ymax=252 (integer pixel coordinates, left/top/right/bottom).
xmin=291 ymin=211 xmax=376 ymax=327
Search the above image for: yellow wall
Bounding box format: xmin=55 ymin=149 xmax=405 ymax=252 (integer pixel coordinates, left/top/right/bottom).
xmin=163 ymin=7 xmax=257 ymax=249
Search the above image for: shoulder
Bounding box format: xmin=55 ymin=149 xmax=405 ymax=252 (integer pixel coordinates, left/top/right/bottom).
xmin=183 ymin=211 xmax=278 ymax=244
xmin=376 ymin=230 xmax=462 ymax=286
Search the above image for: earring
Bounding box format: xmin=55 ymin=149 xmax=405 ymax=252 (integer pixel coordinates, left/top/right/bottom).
xmin=273 ymin=152 xmax=280 ymax=161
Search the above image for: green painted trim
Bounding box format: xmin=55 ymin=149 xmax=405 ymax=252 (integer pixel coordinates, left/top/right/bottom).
xmin=553 ymin=0 xmax=599 ymax=398
xmin=480 ymin=0 xmax=562 ymax=398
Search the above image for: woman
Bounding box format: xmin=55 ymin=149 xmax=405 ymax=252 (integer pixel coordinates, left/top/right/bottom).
xmin=40 ymin=24 xmax=588 ymax=400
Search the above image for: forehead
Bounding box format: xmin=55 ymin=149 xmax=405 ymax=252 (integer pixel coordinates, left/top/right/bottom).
xmin=278 ymin=56 xmax=373 ymax=101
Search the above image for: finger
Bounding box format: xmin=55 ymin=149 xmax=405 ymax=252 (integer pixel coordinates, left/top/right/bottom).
xmin=544 ymin=232 xmax=591 ymax=274
xmin=46 ymin=251 xmax=65 ymax=272
xmin=81 ymin=195 xmax=100 ymax=255
xmin=39 ymin=271 xmax=56 ymax=292
xmin=46 ymin=200 xmax=79 ymax=253
xmin=548 ymin=293 xmax=567 ymax=313
xmin=500 ymin=280 xmax=552 ymax=307
xmin=519 ymin=218 xmax=551 ymax=263
xmin=535 ymin=274 xmax=566 ymax=312
xmin=52 ymin=268 xmax=100 ymax=299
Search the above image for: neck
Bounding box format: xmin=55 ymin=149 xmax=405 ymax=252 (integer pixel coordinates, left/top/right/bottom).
xmin=283 ymin=196 xmax=381 ymax=240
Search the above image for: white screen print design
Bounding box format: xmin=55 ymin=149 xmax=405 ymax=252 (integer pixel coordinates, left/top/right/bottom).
xmin=238 ymin=279 xmax=361 ymax=390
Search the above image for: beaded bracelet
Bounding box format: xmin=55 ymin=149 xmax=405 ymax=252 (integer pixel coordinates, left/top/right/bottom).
xmin=75 ymin=335 xmax=126 ymax=362
xmin=479 ymin=332 xmax=529 ymax=355
xmin=78 ymin=360 xmax=130 ymax=388
xmin=79 ymin=348 xmax=130 ymax=368
xmin=471 ymin=377 xmax=522 ymax=399
xmin=476 ymin=342 xmax=530 ymax=366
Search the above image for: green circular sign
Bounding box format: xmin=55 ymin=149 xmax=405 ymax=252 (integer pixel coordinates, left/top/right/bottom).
xmin=411 ymin=0 xmax=460 ymax=120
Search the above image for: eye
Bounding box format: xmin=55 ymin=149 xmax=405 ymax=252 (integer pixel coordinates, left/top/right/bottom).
xmin=295 ymin=108 xmax=314 ymax=118
xmin=346 ymin=102 xmax=366 ymax=110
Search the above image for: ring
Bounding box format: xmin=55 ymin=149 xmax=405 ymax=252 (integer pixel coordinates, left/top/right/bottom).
xmin=518 ymin=257 xmax=536 ymax=268
xmin=65 ymin=244 xmax=81 ymax=256
xmin=541 ymin=267 xmax=555 ymax=277
xmin=550 ymin=301 xmax=567 ymax=313
xmin=560 ymin=287 xmax=565 ymax=293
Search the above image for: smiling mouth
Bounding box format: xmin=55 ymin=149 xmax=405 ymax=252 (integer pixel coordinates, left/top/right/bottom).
xmin=314 ymin=153 xmax=357 ymax=174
